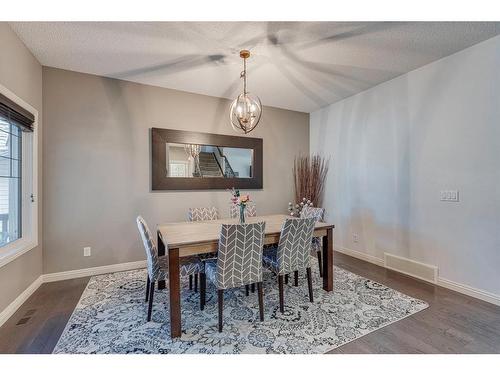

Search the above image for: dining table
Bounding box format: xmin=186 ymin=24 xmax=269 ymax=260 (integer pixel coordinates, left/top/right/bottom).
xmin=157 ymin=214 xmax=334 ymax=338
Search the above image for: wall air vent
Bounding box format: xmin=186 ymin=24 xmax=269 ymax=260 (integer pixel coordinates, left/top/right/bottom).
xmin=384 ymin=253 xmax=438 ymax=283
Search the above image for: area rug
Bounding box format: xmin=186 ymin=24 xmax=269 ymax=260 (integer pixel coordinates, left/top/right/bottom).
xmin=53 ymin=262 xmax=428 ymax=354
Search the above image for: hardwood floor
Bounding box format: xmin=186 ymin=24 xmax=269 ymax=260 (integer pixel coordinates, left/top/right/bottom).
xmin=0 ymin=252 xmax=498 ymax=354
xmin=0 ymin=277 xmax=90 ymax=354
xmin=331 ymin=253 xmax=500 ymax=354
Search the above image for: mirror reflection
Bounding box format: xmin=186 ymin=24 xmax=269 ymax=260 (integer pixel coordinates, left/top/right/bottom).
xmin=166 ymin=143 xmax=253 ymax=178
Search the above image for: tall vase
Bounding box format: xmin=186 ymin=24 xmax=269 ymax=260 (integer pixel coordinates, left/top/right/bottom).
xmin=239 ymin=205 xmax=245 ymax=224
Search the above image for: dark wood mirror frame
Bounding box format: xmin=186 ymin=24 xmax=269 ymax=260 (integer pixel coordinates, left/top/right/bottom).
xmin=151 ymin=128 xmax=263 ymax=190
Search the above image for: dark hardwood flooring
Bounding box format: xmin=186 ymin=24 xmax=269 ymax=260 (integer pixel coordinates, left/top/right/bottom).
xmin=331 ymin=254 xmax=500 ymax=353
xmin=0 ymin=252 xmax=498 ymax=354
xmin=0 ymin=277 xmax=90 ymax=354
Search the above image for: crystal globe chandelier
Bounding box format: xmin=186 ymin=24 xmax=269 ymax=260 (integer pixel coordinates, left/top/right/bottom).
xmin=229 ymin=50 xmax=262 ymax=134
xmin=184 ymin=143 xmax=201 ymax=160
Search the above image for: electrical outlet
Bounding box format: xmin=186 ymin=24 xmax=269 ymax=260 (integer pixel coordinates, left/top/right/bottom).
xmin=352 ymin=233 xmax=359 ymax=243
xmin=440 ymin=190 xmax=459 ymax=202
xmin=83 ymin=247 xmax=91 ymax=257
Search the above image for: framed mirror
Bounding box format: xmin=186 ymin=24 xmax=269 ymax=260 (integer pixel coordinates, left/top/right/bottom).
xmin=151 ymin=128 xmax=263 ymax=190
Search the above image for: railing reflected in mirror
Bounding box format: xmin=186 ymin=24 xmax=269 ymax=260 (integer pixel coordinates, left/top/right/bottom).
xmin=152 ymin=128 xmax=262 ymax=190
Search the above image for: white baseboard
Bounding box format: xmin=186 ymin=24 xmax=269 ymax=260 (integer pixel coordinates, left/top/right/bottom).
xmin=0 ymin=275 xmax=43 ymax=327
xmin=335 ymin=246 xmax=500 ymax=307
xmin=438 ymin=277 xmax=500 ymax=306
xmin=0 ymin=260 xmax=148 ymax=327
xmin=336 ymin=247 xmax=384 ymax=267
xmin=384 ymin=252 xmax=438 ymax=284
xmin=42 ymin=260 xmax=147 ymax=283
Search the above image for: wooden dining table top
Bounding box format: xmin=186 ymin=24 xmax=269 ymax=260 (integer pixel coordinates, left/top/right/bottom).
xmin=157 ymin=214 xmax=334 ymax=250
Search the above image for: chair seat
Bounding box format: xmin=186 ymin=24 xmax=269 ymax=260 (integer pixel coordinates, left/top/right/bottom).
xmin=262 ymin=246 xmax=279 ymax=274
xmin=205 ymin=257 xmax=264 ymax=288
xmin=157 ymin=255 xmax=204 ymax=280
xmin=311 ymin=237 xmax=322 ymax=254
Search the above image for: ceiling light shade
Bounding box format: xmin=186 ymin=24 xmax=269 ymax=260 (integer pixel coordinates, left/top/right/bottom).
xmin=230 ymin=50 xmax=262 ymax=134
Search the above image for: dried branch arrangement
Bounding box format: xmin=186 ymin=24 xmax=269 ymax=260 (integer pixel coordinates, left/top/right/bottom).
xmin=293 ymin=154 xmax=329 ymax=207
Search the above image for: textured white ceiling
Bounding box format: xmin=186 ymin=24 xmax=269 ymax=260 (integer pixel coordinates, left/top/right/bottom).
xmin=10 ymin=22 xmax=500 ymax=113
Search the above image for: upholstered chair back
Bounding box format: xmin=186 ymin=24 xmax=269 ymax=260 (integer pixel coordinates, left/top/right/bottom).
xmin=229 ymin=202 xmax=257 ymax=219
xmin=136 ymin=216 xmax=161 ymax=281
xmin=300 ymin=206 xmax=325 ymax=222
xmin=300 ymin=206 xmax=325 ymax=254
xmin=215 ymin=222 xmax=266 ymax=289
xmin=276 ymin=217 xmax=316 ymax=274
xmin=188 ymin=206 xmax=219 ymax=221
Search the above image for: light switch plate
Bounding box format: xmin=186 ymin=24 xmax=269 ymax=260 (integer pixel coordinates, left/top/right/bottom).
xmin=84 ymin=247 xmax=91 ymax=257
xmin=440 ymin=190 xmax=459 ymax=202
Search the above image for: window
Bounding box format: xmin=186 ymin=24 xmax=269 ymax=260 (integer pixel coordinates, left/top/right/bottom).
xmin=0 ymin=117 xmax=22 ymax=246
xmin=169 ymin=161 xmax=189 ymax=177
xmin=0 ymin=88 xmax=37 ymax=264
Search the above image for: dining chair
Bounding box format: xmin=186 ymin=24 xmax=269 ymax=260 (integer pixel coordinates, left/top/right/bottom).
xmin=136 ymin=216 xmax=205 ymax=321
xmin=229 ymin=201 xmax=257 ymax=219
xmin=300 ymin=206 xmax=326 ymax=277
xmin=201 ymin=222 xmax=266 ymax=332
xmin=187 ymin=206 xmax=220 ymax=290
xmin=187 ymin=206 xmax=219 ymax=221
xmin=262 ymin=217 xmax=316 ymax=313
xmin=231 ymin=202 xmax=258 ymax=292
xmin=227 ymin=202 xmax=260 ymax=294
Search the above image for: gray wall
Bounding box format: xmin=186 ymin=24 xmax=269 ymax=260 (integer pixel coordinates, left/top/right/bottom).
xmin=42 ymin=67 xmax=309 ymax=274
xmin=310 ymin=35 xmax=500 ymax=297
xmin=0 ymin=24 xmax=43 ymax=312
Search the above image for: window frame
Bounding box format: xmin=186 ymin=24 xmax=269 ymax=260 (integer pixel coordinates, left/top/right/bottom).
xmin=0 ymin=83 xmax=38 ymax=268
xmin=168 ymin=160 xmax=189 ymax=177
xmin=0 ymin=121 xmax=23 ymax=245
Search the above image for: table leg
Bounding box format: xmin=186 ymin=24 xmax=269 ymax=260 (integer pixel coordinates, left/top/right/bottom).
xmin=322 ymin=227 xmax=334 ymax=291
xmin=157 ymin=231 xmax=166 ymax=290
xmin=168 ymin=247 xmax=182 ymax=338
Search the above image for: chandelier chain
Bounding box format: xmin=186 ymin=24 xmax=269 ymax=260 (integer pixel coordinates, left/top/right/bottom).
xmin=243 ymin=57 xmax=247 ymax=94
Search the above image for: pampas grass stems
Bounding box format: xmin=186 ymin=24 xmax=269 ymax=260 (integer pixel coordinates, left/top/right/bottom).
xmin=293 ymin=154 xmax=329 ymax=207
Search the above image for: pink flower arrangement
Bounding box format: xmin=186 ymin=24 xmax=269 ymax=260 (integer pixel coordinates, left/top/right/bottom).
xmin=230 ymin=188 xmax=251 ymax=223
xmin=230 ymin=188 xmax=250 ymax=207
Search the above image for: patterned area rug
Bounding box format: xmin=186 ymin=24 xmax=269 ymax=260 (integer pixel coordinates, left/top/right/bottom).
xmin=53 ymin=263 xmax=428 ymax=354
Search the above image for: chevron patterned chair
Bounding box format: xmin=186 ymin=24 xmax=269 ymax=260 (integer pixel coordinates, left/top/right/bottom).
xmin=229 ymin=201 xmax=257 ymax=219
xmin=300 ymin=206 xmax=326 ymax=276
xmin=187 ymin=206 xmax=220 ymax=290
xmin=187 ymin=206 xmax=219 ymax=221
xmin=230 ymin=202 xmax=259 ymax=293
xmin=262 ymin=217 xmax=316 ymax=313
xmin=136 ymin=216 xmax=205 ymax=321
xmin=201 ymin=222 xmax=266 ymax=332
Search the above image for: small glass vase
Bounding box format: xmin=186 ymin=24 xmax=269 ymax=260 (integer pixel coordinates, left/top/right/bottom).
xmin=239 ymin=205 xmax=245 ymax=224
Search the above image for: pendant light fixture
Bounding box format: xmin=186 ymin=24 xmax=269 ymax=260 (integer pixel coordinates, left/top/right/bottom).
xmin=183 ymin=143 xmax=201 ymax=178
xmin=184 ymin=144 xmax=201 ymax=160
xmin=229 ymin=50 xmax=262 ymax=134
